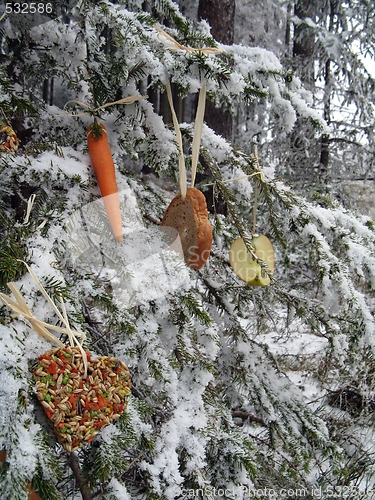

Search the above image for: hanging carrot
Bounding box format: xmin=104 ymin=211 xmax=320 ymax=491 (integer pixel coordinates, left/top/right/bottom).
xmin=87 ymin=121 xmax=123 ymax=242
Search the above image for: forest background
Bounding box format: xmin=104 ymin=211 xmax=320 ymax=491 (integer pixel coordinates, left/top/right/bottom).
xmin=1 ymin=0 xmax=375 ymax=499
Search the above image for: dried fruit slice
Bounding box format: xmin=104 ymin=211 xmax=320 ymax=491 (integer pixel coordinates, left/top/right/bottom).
xmin=32 ymin=345 xmax=131 ymax=451
xmin=229 ymin=235 xmax=275 ymax=286
xmin=161 ymin=187 xmax=212 ymax=270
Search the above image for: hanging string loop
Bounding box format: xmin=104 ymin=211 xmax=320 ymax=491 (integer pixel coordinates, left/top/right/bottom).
xmin=0 ymin=261 xmax=89 ymax=378
xmin=56 ymin=94 xmax=148 ymax=118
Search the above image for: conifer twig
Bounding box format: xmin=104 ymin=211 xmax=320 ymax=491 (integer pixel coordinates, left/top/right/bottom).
xmin=202 ymin=172 xmax=263 ymax=187
xmin=143 ymin=213 xmax=161 ymax=225
xmin=232 ymin=411 xmax=266 ymax=426
xmin=68 ymin=452 xmax=92 ymax=500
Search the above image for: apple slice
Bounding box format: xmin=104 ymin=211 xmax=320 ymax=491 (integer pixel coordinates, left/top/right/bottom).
xmin=229 ymin=235 xmax=275 ymax=286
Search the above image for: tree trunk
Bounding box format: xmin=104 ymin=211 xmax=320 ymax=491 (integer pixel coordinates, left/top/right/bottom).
xmin=198 ymin=0 xmax=235 ymax=141
xmin=198 ymin=0 xmax=235 ymax=45
xmin=320 ymin=58 xmax=331 ymax=182
xmin=285 ymin=2 xmax=293 ymax=55
xmin=320 ymin=1 xmax=336 ymax=183
xmin=288 ymin=0 xmax=318 ymax=185
xmin=293 ymin=0 xmax=315 ymax=90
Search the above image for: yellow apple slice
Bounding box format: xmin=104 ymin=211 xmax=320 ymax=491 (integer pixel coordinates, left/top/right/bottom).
xmin=229 ymin=235 xmax=275 ymax=286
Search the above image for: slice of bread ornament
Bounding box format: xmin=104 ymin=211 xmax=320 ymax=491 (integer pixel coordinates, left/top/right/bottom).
xmin=161 ymin=187 xmax=212 ymax=270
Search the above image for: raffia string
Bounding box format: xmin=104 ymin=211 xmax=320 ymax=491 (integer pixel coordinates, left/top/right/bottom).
xmin=0 ymin=261 xmax=89 ymax=378
xmin=154 ymin=24 xmax=223 ymax=55
xmin=165 ymin=80 xmax=207 ymax=198
xmin=157 ymin=22 xmax=220 ymax=198
xmin=201 ymin=145 xmax=265 ymax=234
xmin=23 ymin=194 xmax=47 ymax=230
xmin=191 ymin=80 xmax=206 ymax=189
xmin=252 ymin=145 xmax=262 ymax=236
xmin=24 ymin=194 xmax=36 ymax=224
xmin=56 ymin=94 xmax=148 ymax=118
xmin=159 ymin=22 xmax=214 ymax=197
xmin=166 ymin=80 xmax=187 ymax=199
xmin=202 ymin=170 xmax=265 ymax=188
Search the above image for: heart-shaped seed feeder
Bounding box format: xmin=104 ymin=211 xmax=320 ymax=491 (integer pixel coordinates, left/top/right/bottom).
xmin=32 ymin=346 xmax=131 ymax=452
xmin=0 ymin=261 xmax=131 ymax=451
xmin=0 ymin=121 xmax=20 ymax=153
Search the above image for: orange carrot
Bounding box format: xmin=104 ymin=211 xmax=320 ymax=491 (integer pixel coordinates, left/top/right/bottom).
xmin=87 ymin=121 xmax=123 ymax=242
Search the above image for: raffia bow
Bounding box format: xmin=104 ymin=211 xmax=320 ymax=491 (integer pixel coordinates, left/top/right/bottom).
xmin=154 ymin=24 xmax=223 ymax=55
xmin=0 ymin=261 xmax=88 ymax=377
xmin=157 ymin=22 xmax=219 ymax=200
xmin=56 ymin=94 xmax=148 ymax=118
